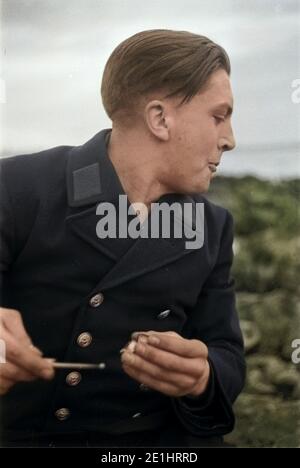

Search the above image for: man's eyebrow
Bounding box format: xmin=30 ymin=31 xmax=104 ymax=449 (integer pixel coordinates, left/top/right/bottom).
xmin=213 ymin=102 xmax=233 ymax=116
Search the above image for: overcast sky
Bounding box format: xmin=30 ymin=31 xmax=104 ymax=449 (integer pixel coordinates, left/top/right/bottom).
xmin=0 ymin=0 xmax=299 ymax=178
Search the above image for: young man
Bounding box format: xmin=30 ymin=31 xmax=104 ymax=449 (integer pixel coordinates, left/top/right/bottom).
xmin=0 ymin=29 xmax=245 ymax=447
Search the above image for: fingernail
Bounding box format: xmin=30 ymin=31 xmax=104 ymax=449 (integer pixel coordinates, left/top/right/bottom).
xmin=132 ymin=332 xmax=149 ymax=341
xmin=148 ymin=335 xmax=160 ymax=345
xmin=138 ymin=335 xmax=147 ymax=344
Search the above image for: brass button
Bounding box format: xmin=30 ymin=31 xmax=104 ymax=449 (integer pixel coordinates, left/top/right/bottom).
xmin=77 ymin=332 xmax=92 ymax=348
xmin=157 ymin=309 xmax=171 ymax=320
xmin=55 ymin=408 xmax=70 ymax=421
xmin=89 ymin=293 xmax=104 ymax=308
xmin=66 ymin=371 xmax=82 ymax=386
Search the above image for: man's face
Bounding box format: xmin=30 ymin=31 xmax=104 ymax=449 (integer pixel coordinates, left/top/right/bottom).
xmin=162 ymin=69 xmax=235 ymax=194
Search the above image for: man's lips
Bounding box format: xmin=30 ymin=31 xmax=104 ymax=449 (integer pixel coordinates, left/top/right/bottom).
xmin=208 ymin=162 xmax=220 ymax=173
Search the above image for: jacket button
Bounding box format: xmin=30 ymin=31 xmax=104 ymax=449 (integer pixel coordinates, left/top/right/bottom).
xmin=66 ymin=371 xmax=82 ymax=386
xmin=157 ymin=309 xmax=171 ymax=320
xmin=77 ymin=332 xmax=92 ymax=348
xmin=89 ymin=293 xmax=104 ymax=308
xmin=55 ymin=408 xmax=70 ymax=421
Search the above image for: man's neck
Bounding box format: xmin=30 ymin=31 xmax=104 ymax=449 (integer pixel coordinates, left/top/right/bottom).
xmin=106 ymin=127 xmax=170 ymax=213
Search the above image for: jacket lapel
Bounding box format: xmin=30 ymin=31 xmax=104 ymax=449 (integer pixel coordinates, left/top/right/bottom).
xmin=97 ymin=196 xmax=200 ymax=291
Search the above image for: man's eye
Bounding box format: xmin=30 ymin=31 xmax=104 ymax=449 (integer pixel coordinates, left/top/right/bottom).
xmin=213 ymin=115 xmax=225 ymax=123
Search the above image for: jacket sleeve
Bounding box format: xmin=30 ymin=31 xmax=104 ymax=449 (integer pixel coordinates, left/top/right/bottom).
xmin=171 ymin=209 xmax=246 ymax=437
xmin=0 ymin=164 xmax=16 ymax=303
xmin=0 ymin=158 xmax=39 ymax=305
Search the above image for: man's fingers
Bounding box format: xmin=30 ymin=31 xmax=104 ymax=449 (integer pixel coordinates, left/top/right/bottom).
xmin=131 ymin=331 xmax=208 ymax=359
xmin=0 ymin=308 xmax=50 ymax=392
xmin=0 ymin=378 xmax=15 ymax=396
xmin=1 ymin=308 xmax=33 ymax=347
xmin=122 ymin=338 xmax=205 ymax=377
xmin=1 ymin=329 xmax=54 ymax=380
xmin=121 ymin=350 xmax=198 ymax=389
xmin=0 ymin=362 xmax=37 ymax=383
xmin=28 ymin=344 xmax=43 ymax=356
xmin=122 ymin=363 xmax=186 ymax=397
xmin=0 ymin=309 xmax=43 ymax=357
xmin=131 ymin=331 xmax=178 ymax=341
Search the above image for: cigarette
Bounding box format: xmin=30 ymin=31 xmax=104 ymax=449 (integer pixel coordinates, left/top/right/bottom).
xmin=52 ymin=362 xmax=106 ymax=370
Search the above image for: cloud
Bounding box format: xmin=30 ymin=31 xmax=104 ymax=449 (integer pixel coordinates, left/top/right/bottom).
xmin=1 ymin=0 xmax=299 ymax=178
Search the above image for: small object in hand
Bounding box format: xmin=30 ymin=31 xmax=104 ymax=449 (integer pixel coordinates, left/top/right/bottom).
xmin=127 ymin=340 xmax=137 ymax=353
xmin=120 ymin=339 xmax=137 ymax=354
xmin=52 ymin=362 xmax=106 ymax=370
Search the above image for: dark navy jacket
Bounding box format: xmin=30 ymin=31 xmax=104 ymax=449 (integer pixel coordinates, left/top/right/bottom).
xmin=0 ymin=129 xmax=245 ymax=445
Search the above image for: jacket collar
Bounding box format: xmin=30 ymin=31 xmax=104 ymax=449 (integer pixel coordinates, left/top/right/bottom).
xmin=66 ymin=128 xmax=198 ymax=231
xmin=67 ymin=129 xmax=124 ymax=207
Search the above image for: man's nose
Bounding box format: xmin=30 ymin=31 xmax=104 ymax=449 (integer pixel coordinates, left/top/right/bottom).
xmin=219 ymin=124 xmax=236 ymax=152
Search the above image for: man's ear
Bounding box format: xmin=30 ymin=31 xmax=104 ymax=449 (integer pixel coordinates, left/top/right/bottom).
xmin=144 ymin=100 xmax=170 ymax=141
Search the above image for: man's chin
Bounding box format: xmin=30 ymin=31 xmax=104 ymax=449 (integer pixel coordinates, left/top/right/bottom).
xmin=187 ymin=181 xmax=211 ymax=195
xmin=176 ymin=176 xmax=212 ymax=195
xmin=198 ymin=175 xmax=213 ymax=193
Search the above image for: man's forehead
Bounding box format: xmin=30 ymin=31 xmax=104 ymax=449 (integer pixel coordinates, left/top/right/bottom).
xmin=200 ymin=71 xmax=234 ymax=109
xmin=205 ymin=69 xmax=231 ymax=89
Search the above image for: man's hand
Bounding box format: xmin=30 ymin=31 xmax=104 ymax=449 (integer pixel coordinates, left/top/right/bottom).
xmin=121 ymin=331 xmax=210 ymax=398
xmin=0 ymin=307 xmax=55 ymax=395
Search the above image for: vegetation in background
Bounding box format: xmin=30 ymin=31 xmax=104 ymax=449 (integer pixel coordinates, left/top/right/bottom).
xmin=207 ymin=176 xmax=300 ymax=448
